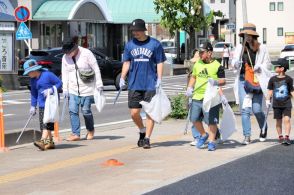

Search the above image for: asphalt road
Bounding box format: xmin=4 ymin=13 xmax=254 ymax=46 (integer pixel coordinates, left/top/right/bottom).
xmin=146 ymin=144 xmax=294 ymax=195
xmin=1 ymin=69 xmax=263 ymax=132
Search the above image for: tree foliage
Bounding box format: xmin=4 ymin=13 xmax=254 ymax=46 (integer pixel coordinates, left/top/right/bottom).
xmin=154 ymin=0 xmax=222 ymax=57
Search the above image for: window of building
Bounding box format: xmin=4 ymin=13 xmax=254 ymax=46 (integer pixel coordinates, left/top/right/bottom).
xmin=221 ymin=0 xmax=225 ymax=3
xmin=269 ymin=2 xmax=275 ymax=11
xmin=277 ymin=2 xmax=284 ymax=11
xmin=210 ymin=0 xmax=215 ymax=3
xmin=277 ymin=27 xmax=284 ymax=36
xmin=263 ymin=28 xmax=267 ymax=44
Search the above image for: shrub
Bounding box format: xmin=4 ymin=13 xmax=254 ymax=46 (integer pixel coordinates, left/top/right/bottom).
xmin=170 ymin=94 xmax=188 ymax=119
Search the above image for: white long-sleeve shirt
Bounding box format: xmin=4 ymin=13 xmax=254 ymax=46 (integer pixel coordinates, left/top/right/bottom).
xmin=62 ymin=47 xmax=103 ymax=96
xmin=232 ymin=44 xmax=272 ymax=104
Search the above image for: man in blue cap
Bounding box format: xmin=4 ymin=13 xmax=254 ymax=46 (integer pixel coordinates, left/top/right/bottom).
xmin=23 ymin=59 xmax=62 ymax=151
xmin=120 ymin=19 xmax=166 ymax=149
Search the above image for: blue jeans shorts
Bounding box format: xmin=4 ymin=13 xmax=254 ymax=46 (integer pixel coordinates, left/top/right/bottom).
xmin=190 ymin=100 xmax=220 ymax=125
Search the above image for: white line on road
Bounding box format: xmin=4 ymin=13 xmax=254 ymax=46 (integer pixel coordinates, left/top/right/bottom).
xmin=59 ymin=117 xmax=146 ymax=133
xmin=4 ymin=114 xmax=15 ymax=117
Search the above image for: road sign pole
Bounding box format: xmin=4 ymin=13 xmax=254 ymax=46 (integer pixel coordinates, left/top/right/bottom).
xmin=24 ymin=40 xmax=32 ymax=53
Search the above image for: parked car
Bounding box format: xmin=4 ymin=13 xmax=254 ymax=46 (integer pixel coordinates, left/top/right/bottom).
xmin=160 ymin=39 xmax=175 ymax=48
xmin=213 ymin=42 xmax=234 ymax=62
xmin=164 ymin=47 xmax=177 ymax=64
xmin=280 ymin=44 xmax=294 ymax=60
xmin=18 ymin=47 xmax=124 ymax=90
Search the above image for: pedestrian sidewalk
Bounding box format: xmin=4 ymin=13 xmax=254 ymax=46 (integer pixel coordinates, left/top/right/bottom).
xmin=0 ymin=113 xmax=291 ymax=195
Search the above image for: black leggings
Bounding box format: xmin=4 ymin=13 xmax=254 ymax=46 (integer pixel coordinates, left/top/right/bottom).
xmin=223 ymin=57 xmax=229 ymax=69
xmin=39 ymin=108 xmax=54 ymax=131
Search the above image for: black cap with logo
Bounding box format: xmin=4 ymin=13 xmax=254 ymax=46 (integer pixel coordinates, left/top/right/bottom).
xmin=199 ymin=41 xmax=213 ymax=52
xmin=130 ymin=19 xmax=147 ymax=31
xmin=274 ymin=58 xmax=289 ymax=71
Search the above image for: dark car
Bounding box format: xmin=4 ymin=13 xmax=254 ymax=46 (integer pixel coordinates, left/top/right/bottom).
xmin=18 ymin=47 xmax=124 ymax=90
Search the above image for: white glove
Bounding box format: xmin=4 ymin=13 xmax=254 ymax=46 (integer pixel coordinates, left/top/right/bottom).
xmin=41 ymin=88 xmax=53 ymax=98
xmin=208 ymin=78 xmax=219 ymax=86
xmin=266 ymin=100 xmax=271 ymax=108
xmin=96 ymin=86 xmax=103 ymax=91
xmin=254 ymin=65 xmax=262 ymax=73
xmin=119 ymin=78 xmax=126 ymax=89
xmin=234 ymin=61 xmax=242 ymax=69
xmin=186 ymin=87 xmax=193 ymax=97
xmin=30 ymin=106 xmax=37 ymax=116
xmin=221 ymin=95 xmax=228 ymax=105
xmin=155 ymin=79 xmax=162 ymax=89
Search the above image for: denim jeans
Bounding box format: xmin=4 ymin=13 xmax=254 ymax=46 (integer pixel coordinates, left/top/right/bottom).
xmin=239 ymin=80 xmax=267 ymax=137
xmin=69 ymin=94 xmax=94 ymax=136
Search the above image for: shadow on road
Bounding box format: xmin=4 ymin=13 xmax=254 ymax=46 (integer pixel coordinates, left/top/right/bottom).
xmin=55 ymin=144 xmax=86 ymax=149
xmin=152 ymin=140 xmax=190 ymax=148
xmin=91 ymin=135 xmax=125 ymax=140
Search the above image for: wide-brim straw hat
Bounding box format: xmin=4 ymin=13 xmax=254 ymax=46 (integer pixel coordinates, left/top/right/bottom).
xmin=239 ymin=23 xmax=259 ymax=37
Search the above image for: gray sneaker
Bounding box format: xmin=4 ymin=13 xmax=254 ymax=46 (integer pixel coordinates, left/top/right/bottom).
xmin=242 ymin=136 xmax=251 ymax=145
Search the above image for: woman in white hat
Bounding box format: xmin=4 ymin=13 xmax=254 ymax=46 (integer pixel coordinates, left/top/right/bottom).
xmin=232 ymin=23 xmax=272 ymax=145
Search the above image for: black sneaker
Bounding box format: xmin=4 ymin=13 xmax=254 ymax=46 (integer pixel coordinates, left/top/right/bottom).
xmin=137 ymin=133 xmax=146 ymax=147
xmin=143 ymin=138 xmax=151 ymax=149
xmin=283 ymin=136 xmax=291 ymax=146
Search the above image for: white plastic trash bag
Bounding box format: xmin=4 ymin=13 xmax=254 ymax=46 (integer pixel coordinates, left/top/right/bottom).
xmin=203 ymin=82 xmax=221 ymax=113
xmin=219 ymin=103 xmax=237 ymax=141
xmin=94 ymin=89 xmax=106 ymax=112
xmin=140 ymin=87 xmax=171 ymax=123
xmin=43 ymin=86 xmax=59 ymax=123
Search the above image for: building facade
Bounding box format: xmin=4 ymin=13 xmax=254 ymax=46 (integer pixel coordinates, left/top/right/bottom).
xmin=203 ymin=0 xmax=236 ymax=45
xmin=236 ymin=0 xmax=294 ymax=52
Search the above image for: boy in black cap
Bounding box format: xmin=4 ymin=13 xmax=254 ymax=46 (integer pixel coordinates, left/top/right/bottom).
xmin=266 ymin=58 xmax=294 ymax=145
xmin=120 ymin=19 xmax=166 ymax=149
xmin=186 ymin=41 xmax=227 ymax=151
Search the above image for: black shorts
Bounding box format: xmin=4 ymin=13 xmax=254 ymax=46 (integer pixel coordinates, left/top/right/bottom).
xmin=128 ymin=90 xmax=156 ymax=109
xmin=39 ymin=108 xmax=54 ymax=131
xmin=273 ymin=107 xmax=292 ymax=119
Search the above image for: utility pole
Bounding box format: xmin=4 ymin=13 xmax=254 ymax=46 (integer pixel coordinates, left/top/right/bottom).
xmin=242 ymin=0 xmax=248 ymax=23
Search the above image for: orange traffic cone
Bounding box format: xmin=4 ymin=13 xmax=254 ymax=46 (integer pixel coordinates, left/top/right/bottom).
xmin=101 ymin=159 xmax=124 ymax=167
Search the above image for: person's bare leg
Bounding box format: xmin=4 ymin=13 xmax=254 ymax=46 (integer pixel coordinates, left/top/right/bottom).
xmin=276 ymin=119 xmax=282 ymax=136
xmin=145 ymin=114 xmax=155 ymax=138
xmin=193 ymin=121 xmax=206 ymax=136
xmin=284 ymin=116 xmax=291 ymax=136
xmin=208 ymin=124 xmax=218 ymax=142
xmin=41 ymin=130 xmax=49 ymax=140
xmin=130 ymin=108 xmax=145 ymax=129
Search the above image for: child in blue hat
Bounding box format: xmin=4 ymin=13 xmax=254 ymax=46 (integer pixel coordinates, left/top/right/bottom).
xmin=23 ymin=59 xmax=62 ymax=150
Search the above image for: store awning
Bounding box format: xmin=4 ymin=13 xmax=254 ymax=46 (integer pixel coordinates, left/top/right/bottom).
xmin=0 ymin=0 xmax=16 ymax=21
xmin=33 ymin=0 xmax=112 ymax=22
xmin=106 ymin=0 xmax=161 ymax=24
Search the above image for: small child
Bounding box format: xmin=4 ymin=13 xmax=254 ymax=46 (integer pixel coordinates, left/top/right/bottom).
xmin=267 ymin=58 xmax=294 ymax=145
xmin=23 ymin=59 xmax=62 ymax=150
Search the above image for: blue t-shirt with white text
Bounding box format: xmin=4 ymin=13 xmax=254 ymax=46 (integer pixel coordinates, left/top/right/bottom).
xmin=123 ymin=37 xmax=166 ymax=91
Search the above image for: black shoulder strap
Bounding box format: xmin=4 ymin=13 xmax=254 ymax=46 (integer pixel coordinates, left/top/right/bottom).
xmin=72 ymin=57 xmax=78 ymax=70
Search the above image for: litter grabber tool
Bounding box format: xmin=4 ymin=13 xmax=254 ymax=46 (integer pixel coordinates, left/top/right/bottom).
xmin=184 ymin=97 xmax=192 ymax=135
xmin=113 ymin=88 xmax=122 ymax=105
xmin=183 ymin=81 xmax=208 ymax=135
xmin=60 ymin=97 xmax=68 ymax=122
xmin=16 ymin=113 xmax=34 ymax=144
xmin=261 ymin=100 xmax=271 ymax=135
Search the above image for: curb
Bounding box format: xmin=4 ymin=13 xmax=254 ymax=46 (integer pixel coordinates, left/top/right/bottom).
xmin=5 ymin=129 xmax=41 ymax=147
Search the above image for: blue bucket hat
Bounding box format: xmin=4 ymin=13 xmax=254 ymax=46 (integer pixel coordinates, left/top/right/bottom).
xmin=23 ymin=59 xmax=45 ymax=75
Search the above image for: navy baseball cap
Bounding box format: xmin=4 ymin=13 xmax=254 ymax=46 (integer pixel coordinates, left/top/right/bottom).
xmin=199 ymin=42 xmax=213 ymax=52
xmin=130 ymin=19 xmax=147 ymax=31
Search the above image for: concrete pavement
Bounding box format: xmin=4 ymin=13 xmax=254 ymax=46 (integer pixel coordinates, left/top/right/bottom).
xmin=0 ymin=111 xmax=292 ymax=194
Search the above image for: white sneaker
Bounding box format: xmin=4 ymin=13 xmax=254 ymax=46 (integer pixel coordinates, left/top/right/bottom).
xmin=242 ymin=136 xmax=251 ymax=145
xmin=259 ymin=137 xmax=266 ymax=142
xmin=190 ymin=138 xmax=199 ymax=146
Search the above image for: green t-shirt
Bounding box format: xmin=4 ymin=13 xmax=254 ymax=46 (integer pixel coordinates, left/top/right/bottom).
xmin=192 ymin=60 xmax=225 ymax=100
